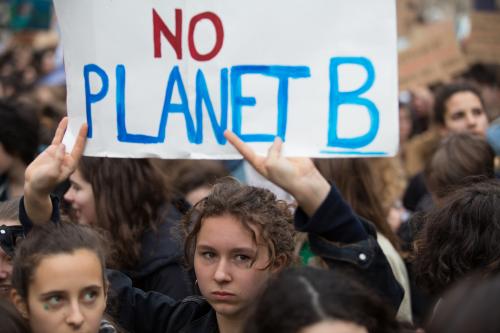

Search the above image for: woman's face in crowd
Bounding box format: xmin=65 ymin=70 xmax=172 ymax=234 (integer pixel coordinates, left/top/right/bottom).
xmin=64 ymin=169 xmax=97 ymax=225
xmin=20 ymin=249 xmax=106 ymax=333
xmin=194 ymin=214 xmax=277 ymax=319
xmin=443 ymin=91 xmax=489 ymax=137
xmin=299 ymin=320 xmax=368 ymax=333
xmin=0 ymin=220 xmax=18 ymax=297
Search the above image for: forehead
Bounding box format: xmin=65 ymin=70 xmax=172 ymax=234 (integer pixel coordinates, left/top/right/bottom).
xmin=30 ymin=249 xmax=103 ymax=294
xmin=69 ymin=168 xmax=88 ymax=184
xmin=445 ymin=91 xmax=482 ymax=112
xmin=197 ymin=214 xmax=261 ymax=248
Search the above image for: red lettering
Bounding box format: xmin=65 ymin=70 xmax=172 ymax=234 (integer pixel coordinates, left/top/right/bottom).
xmin=153 ymin=8 xmax=182 ymax=59
xmin=188 ymin=12 xmax=224 ymax=62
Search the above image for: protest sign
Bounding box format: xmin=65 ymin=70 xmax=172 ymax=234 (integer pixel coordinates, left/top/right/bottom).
xmin=54 ymin=0 xmax=399 ymax=158
xmin=398 ymin=21 xmax=468 ymax=91
xmin=466 ymin=11 xmax=500 ymax=65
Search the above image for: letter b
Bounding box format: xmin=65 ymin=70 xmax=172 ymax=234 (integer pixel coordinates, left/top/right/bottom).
xmin=327 ymin=57 xmax=379 ymax=149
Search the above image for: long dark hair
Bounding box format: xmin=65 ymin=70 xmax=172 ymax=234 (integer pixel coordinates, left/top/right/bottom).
xmin=413 ymin=180 xmax=500 ymax=296
xmin=314 ymin=158 xmax=400 ymax=249
xmin=77 ymin=157 xmax=171 ymax=270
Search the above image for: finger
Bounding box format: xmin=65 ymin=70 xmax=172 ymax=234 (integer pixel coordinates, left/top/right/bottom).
xmin=70 ymin=123 xmax=88 ymax=162
xmin=51 ymin=117 xmax=68 ymax=145
xmin=54 ymin=143 xmax=66 ymax=162
xmin=224 ymin=130 xmax=258 ymax=162
xmin=224 ymin=130 xmax=266 ymax=174
xmin=267 ymin=137 xmax=283 ymax=160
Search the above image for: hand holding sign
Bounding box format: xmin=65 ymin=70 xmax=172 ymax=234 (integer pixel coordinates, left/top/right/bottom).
xmin=224 ymin=131 xmax=329 ymax=216
xmin=24 ymin=117 xmax=87 ymax=224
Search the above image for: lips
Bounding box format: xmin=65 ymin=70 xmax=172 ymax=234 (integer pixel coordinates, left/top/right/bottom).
xmin=211 ymin=291 xmax=236 ymax=300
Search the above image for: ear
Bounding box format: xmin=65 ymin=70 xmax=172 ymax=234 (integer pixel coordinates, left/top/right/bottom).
xmin=271 ymin=254 xmax=288 ymax=274
xmin=10 ymin=289 xmax=29 ymax=319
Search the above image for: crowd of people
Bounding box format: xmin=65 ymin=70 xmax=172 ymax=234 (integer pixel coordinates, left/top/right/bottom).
xmin=1 ymin=2 xmax=500 ymax=333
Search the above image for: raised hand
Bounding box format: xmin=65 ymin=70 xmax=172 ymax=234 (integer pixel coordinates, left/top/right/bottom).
xmin=224 ymin=131 xmax=330 ymax=216
xmin=24 ymin=117 xmax=87 ymax=224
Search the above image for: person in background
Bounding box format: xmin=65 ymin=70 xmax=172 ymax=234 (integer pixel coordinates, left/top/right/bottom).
xmin=427 ymin=274 xmax=500 ymax=333
xmin=163 ymin=160 xmax=229 ymax=206
xmin=403 ymin=81 xmax=490 ymax=212
xmin=413 ymin=179 xmax=500 ymax=299
xmin=314 ymin=158 xmax=412 ymax=324
xmin=0 ymin=100 xmax=39 ymax=201
xmin=0 ymin=298 xmax=30 ymax=333
xmin=244 ymin=267 xmax=402 ymax=333
xmin=0 ymin=198 xmax=23 ymax=298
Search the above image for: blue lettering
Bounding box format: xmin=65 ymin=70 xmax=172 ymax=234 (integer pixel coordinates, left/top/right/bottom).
xmin=328 ymin=57 xmax=379 ymax=149
xmin=194 ymin=68 xmax=228 ymax=144
xmin=83 ymin=64 xmax=109 ymax=138
xmin=158 ymin=66 xmax=196 ymax=143
xmin=231 ymin=65 xmax=310 ymax=142
xmin=116 ymin=65 xmax=161 ymax=143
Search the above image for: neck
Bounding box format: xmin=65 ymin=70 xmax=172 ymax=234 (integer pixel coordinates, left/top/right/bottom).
xmin=216 ymin=312 xmax=245 ymax=333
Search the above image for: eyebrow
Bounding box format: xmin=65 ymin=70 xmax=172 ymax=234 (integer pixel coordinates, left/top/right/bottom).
xmin=196 ymin=244 xmax=256 ymax=254
xmin=39 ymin=285 xmax=102 ymax=298
xmin=230 ymin=248 xmax=256 ymax=254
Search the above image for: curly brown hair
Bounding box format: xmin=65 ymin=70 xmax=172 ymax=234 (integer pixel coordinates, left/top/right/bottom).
xmin=413 ymin=179 xmax=500 ymax=296
xmin=77 ymin=157 xmax=171 ymax=270
xmin=181 ymin=178 xmax=296 ymax=270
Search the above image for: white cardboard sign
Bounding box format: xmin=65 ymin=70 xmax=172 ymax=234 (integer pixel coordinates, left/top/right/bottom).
xmin=54 ymin=0 xmax=399 ymax=158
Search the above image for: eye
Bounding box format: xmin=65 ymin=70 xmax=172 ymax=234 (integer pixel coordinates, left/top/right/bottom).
xmin=82 ymin=290 xmax=98 ymax=304
xmin=450 ymin=111 xmax=465 ymax=121
xmin=234 ymin=254 xmax=251 ymax=262
xmin=472 ymin=108 xmax=484 ymax=116
xmin=45 ymin=295 xmax=64 ymax=309
xmin=233 ymin=254 xmax=253 ymax=268
xmin=201 ymin=251 xmax=216 ymax=261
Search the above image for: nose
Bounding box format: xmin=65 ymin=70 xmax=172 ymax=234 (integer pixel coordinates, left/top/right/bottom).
xmin=213 ymin=259 xmax=232 ymax=284
xmin=65 ymin=301 xmax=84 ymax=328
xmin=64 ymin=187 xmax=75 ymax=203
xmin=466 ymin=112 xmax=478 ymax=128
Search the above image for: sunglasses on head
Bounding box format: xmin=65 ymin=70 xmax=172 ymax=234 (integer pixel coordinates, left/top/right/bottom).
xmin=0 ymin=225 xmax=25 ymax=258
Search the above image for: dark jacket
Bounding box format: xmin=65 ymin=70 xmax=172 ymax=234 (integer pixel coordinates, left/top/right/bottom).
xmin=18 ymin=196 xmax=193 ymax=300
xmin=104 ymin=185 xmax=404 ymax=333
xmin=122 ymin=202 xmax=194 ymax=299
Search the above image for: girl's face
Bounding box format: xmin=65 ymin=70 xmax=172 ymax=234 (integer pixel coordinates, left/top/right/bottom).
xmin=20 ymin=249 xmax=107 ymax=333
xmin=194 ymin=214 xmax=278 ymax=320
xmin=64 ymin=169 xmax=97 ymax=225
xmin=444 ymin=91 xmax=489 ymax=137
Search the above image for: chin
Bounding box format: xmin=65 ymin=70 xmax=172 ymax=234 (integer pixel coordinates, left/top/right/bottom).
xmin=210 ymin=302 xmax=244 ymax=318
